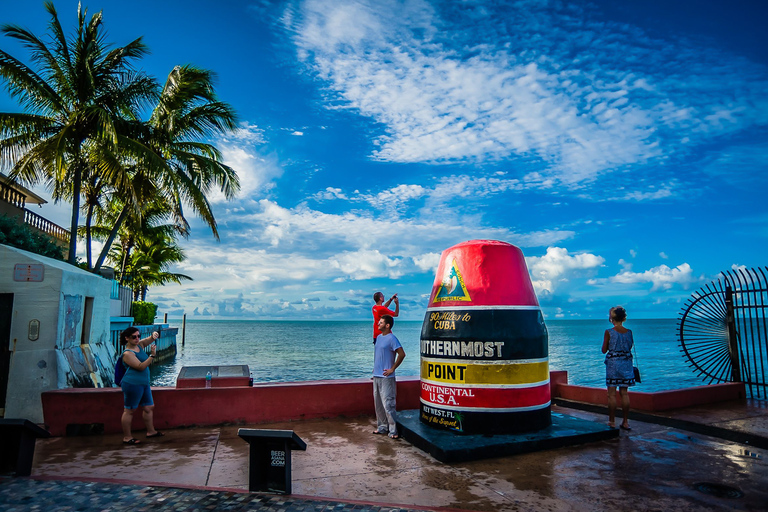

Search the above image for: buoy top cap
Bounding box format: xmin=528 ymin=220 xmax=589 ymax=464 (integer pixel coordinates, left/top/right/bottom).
xmin=452 ymin=240 xmax=512 ymax=249
xmin=428 ymin=239 xmax=539 ymax=307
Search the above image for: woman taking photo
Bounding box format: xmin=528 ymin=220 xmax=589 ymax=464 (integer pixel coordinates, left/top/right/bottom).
xmin=119 ymin=327 xmax=162 ymax=444
xmin=602 ymin=306 xmax=635 ymax=430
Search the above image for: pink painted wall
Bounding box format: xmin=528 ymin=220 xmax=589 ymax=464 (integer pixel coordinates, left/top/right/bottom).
xmin=555 ymin=382 xmax=746 ymax=411
xmin=42 ymin=377 xmax=421 ymax=436
xmin=40 ymin=371 xmax=745 ymax=437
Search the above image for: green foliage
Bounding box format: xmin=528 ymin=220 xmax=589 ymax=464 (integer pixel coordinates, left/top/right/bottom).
xmin=0 ymin=215 xmax=64 ymax=260
xmin=131 ymin=301 xmax=158 ymax=325
xmin=0 ymin=3 xmax=157 ymax=265
xmin=90 ymin=64 xmax=240 ymax=272
xmin=2 ymin=4 xmax=238 ymax=287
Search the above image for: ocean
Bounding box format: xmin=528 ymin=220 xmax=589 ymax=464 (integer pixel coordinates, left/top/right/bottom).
xmin=149 ymin=318 xmax=705 ymax=392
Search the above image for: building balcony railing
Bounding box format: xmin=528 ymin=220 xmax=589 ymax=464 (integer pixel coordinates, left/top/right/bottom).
xmin=0 ymin=178 xmax=70 ymax=244
xmin=0 ymin=179 xmax=26 ymax=209
xmin=23 ymin=208 xmax=70 ymax=242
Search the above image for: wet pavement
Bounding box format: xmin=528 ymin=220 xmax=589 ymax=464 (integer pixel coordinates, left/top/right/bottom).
xmin=2 ymin=400 xmax=768 ymax=511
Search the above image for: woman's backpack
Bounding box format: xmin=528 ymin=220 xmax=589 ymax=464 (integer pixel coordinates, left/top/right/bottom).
xmin=114 ymin=353 xmax=127 ymax=385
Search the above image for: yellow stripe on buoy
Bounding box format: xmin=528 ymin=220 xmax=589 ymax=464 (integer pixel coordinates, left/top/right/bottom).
xmin=421 ymin=359 xmax=549 ymax=385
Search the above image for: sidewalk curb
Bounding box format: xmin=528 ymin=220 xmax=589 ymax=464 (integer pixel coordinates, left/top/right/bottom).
xmin=554 ymin=398 xmax=768 ymax=449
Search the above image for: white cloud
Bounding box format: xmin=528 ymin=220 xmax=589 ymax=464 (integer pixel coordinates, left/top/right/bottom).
xmin=313 ymin=174 xmax=527 ymax=219
xmin=243 ymin=199 xmax=572 ymax=252
xmin=618 ymin=258 xmax=632 ymax=271
xmin=221 ymin=122 xmax=266 ymax=144
xmin=312 ymin=187 xmax=348 ymax=201
xmin=526 ymin=247 xmax=605 ymax=294
xmin=281 ymin=0 xmax=768 ymax=185
xmin=412 ymin=252 xmax=440 ymax=272
xmin=615 ymin=184 xmax=676 ymax=202
xmin=361 ymin=184 xmax=427 ymax=211
xmin=209 ymin=123 xmax=282 ymax=203
xmin=170 ymin=199 xmax=576 ymax=307
xmin=610 ymin=263 xmax=698 ymax=291
xmin=659 ymin=252 xmax=669 ymax=259
xmin=701 ymin=143 xmax=768 ymax=188
xmin=329 ymin=249 xmax=404 ymax=280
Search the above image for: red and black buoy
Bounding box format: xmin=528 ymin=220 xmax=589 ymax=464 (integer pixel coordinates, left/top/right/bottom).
xmin=419 ymin=240 xmax=550 ymax=434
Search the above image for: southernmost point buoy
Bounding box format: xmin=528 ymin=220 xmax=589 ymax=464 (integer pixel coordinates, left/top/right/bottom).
xmin=419 ymin=240 xmax=550 ymax=434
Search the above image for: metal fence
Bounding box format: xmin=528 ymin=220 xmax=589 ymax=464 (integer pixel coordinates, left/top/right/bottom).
xmin=678 ymin=266 xmax=768 ymax=399
xmin=110 ymin=324 xmax=178 ymax=363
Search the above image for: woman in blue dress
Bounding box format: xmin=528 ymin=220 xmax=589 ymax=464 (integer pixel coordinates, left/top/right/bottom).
xmin=602 ymin=306 xmax=635 ymax=430
xmin=120 ymin=327 xmax=161 ymax=444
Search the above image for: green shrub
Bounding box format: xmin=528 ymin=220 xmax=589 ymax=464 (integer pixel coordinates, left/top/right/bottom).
xmin=132 ymin=301 xmax=158 ymax=325
xmin=0 ymin=215 xmax=65 ymax=260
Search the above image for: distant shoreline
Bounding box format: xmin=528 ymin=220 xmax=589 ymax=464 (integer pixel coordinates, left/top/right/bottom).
xmin=161 ymin=317 xmax=679 ymax=323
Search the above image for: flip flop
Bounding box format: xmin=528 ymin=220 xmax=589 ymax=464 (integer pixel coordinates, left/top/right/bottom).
xmin=123 ymin=438 xmax=140 ymax=445
xmin=146 ymin=431 xmax=164 ymax=438
xmin=608 ymin=422 xmax=616 ymax=429
xmin=372 ymin=430 xmax=386 ymax=435
xmin=620 ymin=425 xmax=632 ymax=431
xmin=388 ymin=433 xmax=400 ymax=439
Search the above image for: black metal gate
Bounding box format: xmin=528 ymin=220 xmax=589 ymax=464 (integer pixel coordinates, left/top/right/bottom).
xmin=678 ymin=266 xmax=768 ymax=399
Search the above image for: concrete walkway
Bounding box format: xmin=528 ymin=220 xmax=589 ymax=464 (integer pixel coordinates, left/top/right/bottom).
xmin=2 ymin=401 xmax=768 ymax=511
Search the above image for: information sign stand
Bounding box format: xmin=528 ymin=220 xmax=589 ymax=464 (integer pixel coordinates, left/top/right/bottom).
xmin=0 ymin=419 xmax=51 ymax=476
xmin=237 ymin=429 xmax=306 ymax=494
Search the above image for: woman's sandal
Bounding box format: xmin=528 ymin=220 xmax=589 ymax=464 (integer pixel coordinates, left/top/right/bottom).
xmin=146 ymin=431 xmax=164 ymax=438
xmin=372 ymin=430 xmax=386 ymax=435
xmin=608 ymin=422 xmax=616 ymax=429
xmin=389 ymin=433 xmax=400 ymax=439
xmin=123 ymin=438 xmax=140 ymax=445
xmin=620 ymin=424 xmax=632 ymax=431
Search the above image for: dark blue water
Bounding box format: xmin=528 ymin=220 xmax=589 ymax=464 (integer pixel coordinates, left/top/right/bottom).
xmin=150 ymin=319 xmax=703 ymax=392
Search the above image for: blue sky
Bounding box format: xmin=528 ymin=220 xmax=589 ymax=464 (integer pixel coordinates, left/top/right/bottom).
xmin=2 ymin=0 xmax=767 ymax=321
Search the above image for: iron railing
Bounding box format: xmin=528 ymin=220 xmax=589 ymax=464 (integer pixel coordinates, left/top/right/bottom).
xmin=678 ymin=266 xmax=768 ymax=399
xmin=110 ymin=324 xmax=178 ymax=362
xmin=722 ymin=267 xmax=768 ymax=399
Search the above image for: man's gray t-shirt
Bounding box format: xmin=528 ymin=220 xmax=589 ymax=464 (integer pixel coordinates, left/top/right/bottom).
xmin=373 ymin=333 xmax=402 ymax=378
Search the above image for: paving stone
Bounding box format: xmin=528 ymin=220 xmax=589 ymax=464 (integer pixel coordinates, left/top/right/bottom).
xmin=0 ymin=478 xmax=429 ymax=512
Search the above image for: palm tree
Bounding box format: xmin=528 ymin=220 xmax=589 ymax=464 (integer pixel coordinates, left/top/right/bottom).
xmin=92 ymin=196 xmax=188 ymax=284
xmin=92 ymin=64 xmax=239 ymax=271
xmin=0 ymin=2 xmax=156 ymax=264
xmin=107 ymin=223 xmax=192 ymax=301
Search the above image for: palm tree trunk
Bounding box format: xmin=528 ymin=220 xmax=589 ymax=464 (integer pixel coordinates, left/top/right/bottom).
xmin=85 ymin=204 xmax=94 ymax=270
xmin=68 ymin=160 xmax=83 ymax=264
xmin=119 ymin=239 xmax=134 ymax=285
xmin=94 ymin=202 xmax=131 ymax=271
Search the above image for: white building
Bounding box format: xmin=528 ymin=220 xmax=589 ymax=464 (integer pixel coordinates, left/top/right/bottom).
xmin=0 ymin=244 xmax=116 ymax=423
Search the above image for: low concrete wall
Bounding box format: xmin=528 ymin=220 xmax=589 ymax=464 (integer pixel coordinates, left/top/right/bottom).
xmin=42 ymin=377 xmax=423 ymax=436
xmin=42 ymin=371 xmax=570 ymax=436
xmin=555 ymin=382 xmax=746 ymax=411
xmin=40 ymin=370 xmax=746 ymax=437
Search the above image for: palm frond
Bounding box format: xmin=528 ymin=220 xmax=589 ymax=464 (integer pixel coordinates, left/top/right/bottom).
xmin=0 ymin=49 xmax=65 ymax=114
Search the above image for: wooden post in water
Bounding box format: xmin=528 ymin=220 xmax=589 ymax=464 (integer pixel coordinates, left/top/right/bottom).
xmin=182 ymin=313 xmax=186 ymax=346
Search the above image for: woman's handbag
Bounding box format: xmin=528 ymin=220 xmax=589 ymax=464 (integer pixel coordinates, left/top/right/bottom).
xmin=632 ymin=343 xmax=641 ymax=383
